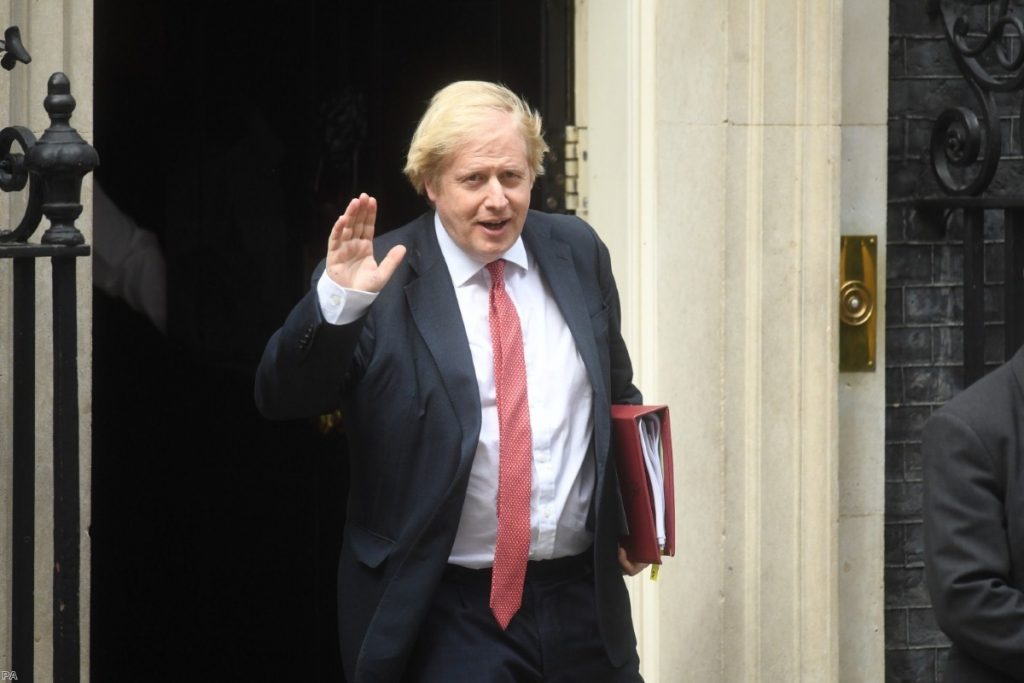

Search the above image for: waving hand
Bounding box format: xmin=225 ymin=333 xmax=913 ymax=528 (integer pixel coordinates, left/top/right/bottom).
xmin=326 ymin=193 xmax=406 ymax=292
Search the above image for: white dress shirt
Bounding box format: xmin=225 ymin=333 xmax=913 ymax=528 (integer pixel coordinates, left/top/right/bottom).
xmin=317 ymin=213 xmax=595 ymax=567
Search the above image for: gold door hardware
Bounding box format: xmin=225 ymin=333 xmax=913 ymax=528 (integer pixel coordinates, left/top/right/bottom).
xmin=840 ymin=235 xmax=877 ymax=372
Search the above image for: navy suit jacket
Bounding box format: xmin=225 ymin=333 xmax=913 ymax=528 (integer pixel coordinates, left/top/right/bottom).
xmin=256 ymin=210 xmax=642 ymax=682
xmin=924 ymin=347 xmax=1024 ymax=683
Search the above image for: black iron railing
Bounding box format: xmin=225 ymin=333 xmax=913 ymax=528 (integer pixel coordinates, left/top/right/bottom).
xmin=909 ymin=199 xmax=1024 ymax=385
xmin=911 ymin=0 xmax=1024 ymax=385
xmin=0 ymin=31 xmax=98 ymax=682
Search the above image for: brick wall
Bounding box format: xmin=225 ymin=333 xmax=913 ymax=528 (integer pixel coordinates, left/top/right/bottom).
xmin=886 ymin=2 xmax=1023 ymax=681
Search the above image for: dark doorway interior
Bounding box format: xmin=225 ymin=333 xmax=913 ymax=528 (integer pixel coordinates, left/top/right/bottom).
xmin=90 ymin=1 xmax=569 ymax=681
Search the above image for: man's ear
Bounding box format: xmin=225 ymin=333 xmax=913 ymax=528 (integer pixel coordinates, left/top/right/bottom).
xmin=425 ymin=180 xmax=438 ymax=203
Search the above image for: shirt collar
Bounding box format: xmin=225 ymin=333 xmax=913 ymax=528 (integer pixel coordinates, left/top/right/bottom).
xmin=433 ymin=212 xmax=530 ymax=287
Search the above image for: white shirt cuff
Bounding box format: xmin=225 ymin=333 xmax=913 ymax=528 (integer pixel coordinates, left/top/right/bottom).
xmin=316 ymin=271 xmax=378 ymax=325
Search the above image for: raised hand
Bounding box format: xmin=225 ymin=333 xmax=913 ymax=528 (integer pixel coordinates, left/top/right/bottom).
xmin=326 ymin=193 xmax=406 ymax=292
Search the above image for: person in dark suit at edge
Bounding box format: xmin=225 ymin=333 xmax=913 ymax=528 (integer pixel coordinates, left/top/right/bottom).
xmin=923 ymin=347 xmax=1024 ymax=683
xmin=255 ymin=81 xmax=648 ymax=682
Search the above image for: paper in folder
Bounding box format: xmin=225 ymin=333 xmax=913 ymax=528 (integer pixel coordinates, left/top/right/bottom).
xmin=611 ymin=404 xmax=675 ymax=565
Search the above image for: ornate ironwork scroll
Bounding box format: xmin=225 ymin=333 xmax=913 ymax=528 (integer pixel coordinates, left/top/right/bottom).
xmin=930 ymin=0 xmax=1024 ymax=195
xmin=0 ymin=26 xmax=30 ymax=70
xmin=0 ymin=125 xmax=42 ymax=242
xmin=0 ymin=27 xmax=40 ymax=242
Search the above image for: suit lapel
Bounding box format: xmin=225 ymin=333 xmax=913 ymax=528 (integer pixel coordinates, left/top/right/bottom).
xmin=523 ymin=218 xmax=613 ymax=490
xmin=523 ymin=219 xmax=605 ymax=401
xmin=403 ymin=218 xmax=482 ymax=463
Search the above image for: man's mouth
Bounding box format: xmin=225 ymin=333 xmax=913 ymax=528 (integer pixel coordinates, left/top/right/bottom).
xmin=478 ymin=219 xmax=509 ymax=232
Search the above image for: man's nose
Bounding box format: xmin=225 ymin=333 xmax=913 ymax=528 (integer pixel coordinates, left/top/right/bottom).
xmin=483 ymin=177 xmax=509 ymax=209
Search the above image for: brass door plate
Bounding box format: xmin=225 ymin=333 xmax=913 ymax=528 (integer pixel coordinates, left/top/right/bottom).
xmin=840 ymin=235 xmax=877 ymax=372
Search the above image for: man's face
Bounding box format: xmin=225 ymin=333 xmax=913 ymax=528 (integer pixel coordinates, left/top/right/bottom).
xmin=426 ymin=112 xmax=534 ymax=263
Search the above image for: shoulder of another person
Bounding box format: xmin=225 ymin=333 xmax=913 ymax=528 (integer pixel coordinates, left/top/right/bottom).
xmin=930 ymin=353 xmax=1024 ymax=438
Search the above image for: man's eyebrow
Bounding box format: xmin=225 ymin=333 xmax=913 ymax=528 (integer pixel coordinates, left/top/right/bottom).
xmin=455 ymin=160 xmax=526 ymax=175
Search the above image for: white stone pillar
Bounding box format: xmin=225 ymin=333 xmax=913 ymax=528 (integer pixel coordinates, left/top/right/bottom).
xmin=0 ymin=0 xmax=93 ymax=680
xmin=837 ymin=2 xmax=888 ymax=681
xmin=578 ymin=0 xmax=886 ymax=679
xmin=718 ymin=1 xmax=842 ymax=679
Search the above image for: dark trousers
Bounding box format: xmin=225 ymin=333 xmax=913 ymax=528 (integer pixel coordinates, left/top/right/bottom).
xmin=404 ymin=552 xmax=643 ymax=682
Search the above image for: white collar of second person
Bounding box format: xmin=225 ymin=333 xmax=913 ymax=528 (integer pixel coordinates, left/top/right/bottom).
xmin=433 ymin=212 xmax=529 ymax=288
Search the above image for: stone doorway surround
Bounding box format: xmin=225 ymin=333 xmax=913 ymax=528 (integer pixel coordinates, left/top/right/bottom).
xmin=576 ymin=1 xmax=887 ymax=680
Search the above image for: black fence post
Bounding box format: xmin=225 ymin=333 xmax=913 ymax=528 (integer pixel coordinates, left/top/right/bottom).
xmin=11 ymin=256 xmax=36 ymax=679
xmin=50 ymin=255 xmax=81 ymax=682
xmin=1 ymin=66 xmax=97 ymax=683
xmin=1005 ymin=209 xmax=1024 ymax=356
xmin=963 ymin=208 xmax=985 ymax=384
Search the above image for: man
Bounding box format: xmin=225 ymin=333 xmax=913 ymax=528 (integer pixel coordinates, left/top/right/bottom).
xmin=923 ymin=347 xmax=1024 ymax=682
xmin=256 ymin=81 xmax=646 ymax=682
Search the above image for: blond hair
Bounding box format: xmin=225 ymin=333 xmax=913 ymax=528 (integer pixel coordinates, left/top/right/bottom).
xmin=403 ymin=81 xmax=549 ymax=195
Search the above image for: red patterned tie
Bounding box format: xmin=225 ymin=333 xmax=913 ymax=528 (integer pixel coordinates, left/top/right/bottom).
xmin=486 ymin=259 xmax=532 ymax=630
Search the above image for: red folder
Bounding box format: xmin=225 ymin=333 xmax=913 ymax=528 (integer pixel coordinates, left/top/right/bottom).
xmin=611 ymin=404 xmax=675 ymax=565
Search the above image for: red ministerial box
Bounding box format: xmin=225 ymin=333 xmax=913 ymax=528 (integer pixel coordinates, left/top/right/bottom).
xmin=611 ymin=404 xmax=675 ymax=565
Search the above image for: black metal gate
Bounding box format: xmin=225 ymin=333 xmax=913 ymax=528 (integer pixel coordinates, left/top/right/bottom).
xmin=0 ymin=29 xmax=98 ymax=683
xmin=910 ymin=1 xmax=1024 ymax=384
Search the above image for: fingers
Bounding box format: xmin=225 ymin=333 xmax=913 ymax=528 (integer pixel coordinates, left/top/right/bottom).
xmin=347 ymin=193 xmax=376 ymax=241
xmin=618 ymin=546 xmax=650 ymax=577
xmin=328 ymin=193 xmax=377 ymax=255
xmin=362 ymin=195 xmax=378 ymax=240
xmin=327 ymin=215 xmax=349 ymax=255
xmin=375 ymin=244 xmax=407 ymax=285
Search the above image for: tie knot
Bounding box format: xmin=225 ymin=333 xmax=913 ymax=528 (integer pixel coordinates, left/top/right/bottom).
xmin=486 ymin=259 xmax=506 ymax=289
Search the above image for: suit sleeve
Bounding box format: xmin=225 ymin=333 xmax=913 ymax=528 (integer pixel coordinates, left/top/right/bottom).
xmin=591 ymin=224 xmax=642 ymax=406
xmin=254 ymin=262 xmax=370 ymax=420
xmin=923 ymin=409 xmax=1024 ymax=677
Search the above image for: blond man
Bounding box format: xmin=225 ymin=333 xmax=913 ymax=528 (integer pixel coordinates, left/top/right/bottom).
xmin=257 ymin=81 xmax=645 ymax=682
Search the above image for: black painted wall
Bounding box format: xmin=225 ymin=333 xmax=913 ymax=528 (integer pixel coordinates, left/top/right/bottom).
xmin=885 ymin=2 xmax=1024 ymax=681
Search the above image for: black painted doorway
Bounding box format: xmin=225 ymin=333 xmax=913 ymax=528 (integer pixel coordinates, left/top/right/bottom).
xmin=90 ymin=1 xmax=572 ymax=680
